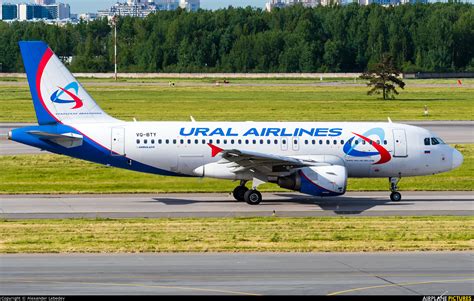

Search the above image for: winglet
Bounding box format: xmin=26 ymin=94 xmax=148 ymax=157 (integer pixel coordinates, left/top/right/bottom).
xmin=208 ymin=143 xmax=223 ymax=157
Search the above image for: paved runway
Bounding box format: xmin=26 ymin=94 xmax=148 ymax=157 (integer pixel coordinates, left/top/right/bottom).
xmin=1 ymin=191 xmax=472 ymax=219
xmin=1 ymin=121 xmax=472 ymax=155
xmin=1 ymin=252 xmax=472 ymax=295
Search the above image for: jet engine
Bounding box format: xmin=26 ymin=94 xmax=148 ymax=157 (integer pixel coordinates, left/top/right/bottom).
xmin=275 ymin=165 xmax=347 ymax=197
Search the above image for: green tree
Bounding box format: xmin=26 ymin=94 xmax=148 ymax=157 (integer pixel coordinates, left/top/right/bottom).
xmin=360 ymin=54 xmax=406 ymax=100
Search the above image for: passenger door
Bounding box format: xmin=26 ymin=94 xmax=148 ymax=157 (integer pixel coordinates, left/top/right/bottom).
xmin=393 ymin=129 xmax=408 ymax=157
xmin=111 ymin=127 xmax=125 ymax=156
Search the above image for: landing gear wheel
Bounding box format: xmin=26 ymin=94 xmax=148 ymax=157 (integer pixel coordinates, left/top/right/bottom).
xmin=244 ymin=190 xmax=262 ymax=205
xmin=233 ymin=185 xmax=248 ymax=202
xmin=390 ymin=192 xmax=402 ymax=202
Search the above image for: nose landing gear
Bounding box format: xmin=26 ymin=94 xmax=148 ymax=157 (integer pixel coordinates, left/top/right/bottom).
xmin=389 ymin=177 xmax=402 ymax=202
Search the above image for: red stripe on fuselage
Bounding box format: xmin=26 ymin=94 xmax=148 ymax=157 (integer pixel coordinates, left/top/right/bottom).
xmin=352 ymin=132 xmax=391 ymax=164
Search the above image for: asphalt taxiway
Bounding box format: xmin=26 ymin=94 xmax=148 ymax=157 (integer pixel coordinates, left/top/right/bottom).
xmin=1 ymin=191 xmax=472 ymax=219
xmin=1 ymin=252 xmax=472 ymax=295
xmin=1 ymin=121 xmax=472 ymax=156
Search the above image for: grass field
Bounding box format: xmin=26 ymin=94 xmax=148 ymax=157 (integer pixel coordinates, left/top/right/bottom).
xmin=0 ymin=216 xmax=472 ymax=253
xmin=0 ymin=78 xmax=472 ymax=122
xmin=0 ymin=144 xmax=471 ymax=194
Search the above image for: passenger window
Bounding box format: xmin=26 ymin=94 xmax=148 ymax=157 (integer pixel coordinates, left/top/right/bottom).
xmin=202 ymin=139 xmax=206 ymax=144
xmin=158 ymin=139 xmax=162 ymax=144
xmin=151 ymin=139 xmax=155 ymax=144
xmin=252 ymin=140 xmax=256 ymax=144
xmin=194 ymin=139 xmax=198 ymax=144
xmin=173 ymin=139 xmax=177 ymax=144
xmin=355 ymin=140 xmax=359 ymax=145
xmin=341 ymin=140 xmax=344 ymax=144
xmin=216 ymin=139 xmax=220 ymax=144
xmin=223 ymin=140 xmax=227 ymax=144
xmin=238 ymin=140 xmax=242 ymax=144
xmin=384 ymin=140 xmax=387 ymax=145
xmin=319 ymin=140 xmax=322 ymax=145
xmin=136 ymin=139 xmax=140 ymax=144
xmin=231 ymin=139 xmax=234 ymax=144
xmin=274 ymin=139 xmax=278 ymax=144
xmin=180 ymin=139 xmax=184 ymax=144
xmin=165 ymin=139 xmax=169 ymax=144
xmin=267 ymin=139 xmax=271 ymax=144
xmin=333 ymin=140 xmax=337 ymax=145
xmin=209 ymin=139 xmax=213 ymax=144
xmin=294 ymin=140 xmax=298 ymax=144
xmin=326 ymin=140 xmax=330 ymax=145
xmin=305 ymin=140 xmax=308 ymax=145
xmin=424 ymin=138 xmax=430 ymax=145
xmin=362 ymin=141 xmax=366 ymax=145
xmin=144 ymin=139 xmax=147 ymax=144
xmin=260 ymin=139 xmax=264 ymax=144
xmin=282 ymin=140 xmax=286 ymax=144
xmin=187 ymin=139 xmax=191 ymax=144
xmin=245 ymin=140 xmax=249 ymax=144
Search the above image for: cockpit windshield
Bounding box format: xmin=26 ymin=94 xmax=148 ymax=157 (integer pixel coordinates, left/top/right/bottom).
xmin=425 ymin=137 xmax=446 ymax=145
xmin=431 ymin=137 xmax=446 ymax=145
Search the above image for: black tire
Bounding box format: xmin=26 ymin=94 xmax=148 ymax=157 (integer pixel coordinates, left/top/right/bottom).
xmin=233 ymin=185 xmax=248 ymax=202
xmin=244 ymin=190 xmax=262 ymax=205
xmin=390 ymin=192 xmax=402 ymax=202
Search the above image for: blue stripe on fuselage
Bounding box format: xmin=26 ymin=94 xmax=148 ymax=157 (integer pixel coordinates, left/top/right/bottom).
xmin=10 ymin=125 xmax=183 ymax=177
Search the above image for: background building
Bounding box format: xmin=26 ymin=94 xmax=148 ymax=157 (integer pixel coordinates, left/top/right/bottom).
xmin=1 ymin=3 xmax=18 ymax=20
xmin=155 ymin=0 xmax=179 ymax=11
xmin=97 ymin=0 xmax=200 ymax=18
xmin=17 ymin=2 xmax=70 ymax=20
xmin=179 ymin=0 xmax=200 ymax=11
xmin=97 ymin=2 xmax=156 ymax=18
xmin=35 ymin=0 xmax=56 ymax=5
xmin=266 ymin=0 xmax=331 ymax=11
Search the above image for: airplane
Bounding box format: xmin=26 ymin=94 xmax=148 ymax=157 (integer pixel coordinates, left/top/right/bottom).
xmin=8 ymin=41 xmax=464 ymax=204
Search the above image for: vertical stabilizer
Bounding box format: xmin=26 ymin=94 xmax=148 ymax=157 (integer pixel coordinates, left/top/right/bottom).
xmin=19 ymin=41 xmax=118 ymax=125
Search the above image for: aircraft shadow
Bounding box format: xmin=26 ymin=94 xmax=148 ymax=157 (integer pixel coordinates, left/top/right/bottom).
xmin=151 ymin=194 xmax=413 ymax=215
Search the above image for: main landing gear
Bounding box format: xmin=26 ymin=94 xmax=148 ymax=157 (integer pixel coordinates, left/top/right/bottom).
xmin=232 ymin=179 xmax=263 ymax=205
xmin=389 ymin=177 xmax=402 ymax=202
xmin=233 ymin=180 xmax=248 ymax=202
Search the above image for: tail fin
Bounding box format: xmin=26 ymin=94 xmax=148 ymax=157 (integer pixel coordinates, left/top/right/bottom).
xmin=19 ymin=41 xmax=118 ymax=125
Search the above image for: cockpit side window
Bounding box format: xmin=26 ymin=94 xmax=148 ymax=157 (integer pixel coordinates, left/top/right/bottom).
xmin=431 ymin=138 xmax=440 ymax=145
xmin=424 ymin=138 xmax=431 ymax=146
xmin=436 ymin=137 xmax=446 ymax=144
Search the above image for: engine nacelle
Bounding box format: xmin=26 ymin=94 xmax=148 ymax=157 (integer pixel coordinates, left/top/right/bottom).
xmin=276 ymin=165 xmax=347 ymax=197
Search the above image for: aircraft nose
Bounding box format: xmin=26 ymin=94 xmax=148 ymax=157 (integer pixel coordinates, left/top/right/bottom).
xmin=452 ymin=149 xmax=463 ymax=170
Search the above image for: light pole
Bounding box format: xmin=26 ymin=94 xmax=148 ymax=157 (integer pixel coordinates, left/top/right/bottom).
xmin=112 ymin=15 xmax=118 ymax=81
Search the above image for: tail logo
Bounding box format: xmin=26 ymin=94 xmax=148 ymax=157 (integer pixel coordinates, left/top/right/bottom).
xmin=343 ymin=128 xmax=391 ymax=165
xmin=50 ymin=82 xmax=83 ymax=109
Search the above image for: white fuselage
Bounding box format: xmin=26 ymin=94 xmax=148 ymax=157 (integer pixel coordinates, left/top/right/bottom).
xmin=71 ymin=121 xmax=460 ymax=180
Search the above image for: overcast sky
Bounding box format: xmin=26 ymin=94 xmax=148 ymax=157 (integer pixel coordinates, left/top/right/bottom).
xmin=4 ymin=0 xmax=472 ymax=14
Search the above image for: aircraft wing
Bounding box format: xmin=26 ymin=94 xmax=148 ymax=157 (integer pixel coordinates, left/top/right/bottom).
xmin=208 ymin=143 xmax=329 ymax=175
xmin=27 ymin=131 xmax=83 ymax=148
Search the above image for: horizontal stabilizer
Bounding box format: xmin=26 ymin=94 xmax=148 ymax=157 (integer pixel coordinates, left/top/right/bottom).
xmin=27 ymin=130 xmax=83 ymax=148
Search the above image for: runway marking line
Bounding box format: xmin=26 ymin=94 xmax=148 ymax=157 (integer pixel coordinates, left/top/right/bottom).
xmin=6 ymin=279 xmax=261 ymax=296
xmin=327 ymin=277 xmax=474 ymax=295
